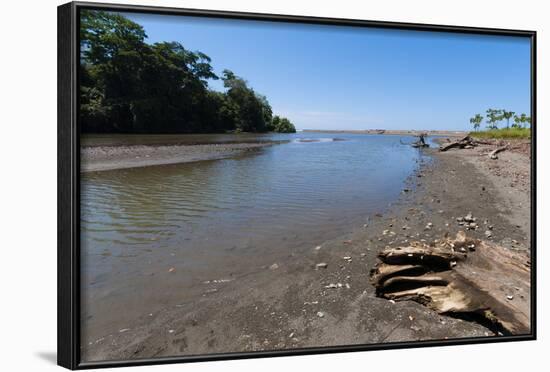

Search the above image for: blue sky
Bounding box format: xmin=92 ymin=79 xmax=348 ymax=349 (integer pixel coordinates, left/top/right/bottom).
xmin=124 ymin=12 xmax=531 ymax=131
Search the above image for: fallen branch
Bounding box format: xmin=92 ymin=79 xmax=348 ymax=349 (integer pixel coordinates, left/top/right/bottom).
xmin=370 ymin=232 xmax=530 ymax=334
xmin=489 ymin=146 xmax=508 ymax=160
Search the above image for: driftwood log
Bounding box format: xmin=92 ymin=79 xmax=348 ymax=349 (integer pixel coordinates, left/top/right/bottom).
xmin=439 ymin=136 xmax=511 ymax=159
xmin=489 ymin=146 xmax=509 ymax=159
xmin=370 ymin=232 xmax=530 ymax=334
xmin=439 ymin=135 xmax=477 ymax=152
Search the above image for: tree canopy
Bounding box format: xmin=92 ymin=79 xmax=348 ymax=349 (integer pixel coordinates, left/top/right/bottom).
xmin=469 ymin=114 xmax=483 ymax=131
xmin=79 ymin=10 xmax=295 ymax=134
xmin=469 ymin=108 xmax=530 ymax=131
xmin=269 ymin=116 xmax=296 ymax=133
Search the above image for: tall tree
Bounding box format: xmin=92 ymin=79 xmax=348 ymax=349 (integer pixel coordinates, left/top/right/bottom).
xmin=512 ymin=113 xmax=531 ymax=129
xmin=222 ymin=69 xmax=270 ymax=132
xmin=276 ymin=117 xmax=297 ymax=133
xmin=501 ymin=110 xmax=515 ymax=128
xmin=469 ymin=114 xmax=483 ymax=131
xmin=485 ymin=108 xmax=503 ymax=130
xmin=512 ymin=114 xmax=522 ymax=128
xmin=79 ymin=10 xmax=294 ymax=134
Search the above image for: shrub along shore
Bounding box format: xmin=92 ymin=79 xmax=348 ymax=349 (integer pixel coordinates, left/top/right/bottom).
xmin=470 ymin=127 xmax=531 ymax=139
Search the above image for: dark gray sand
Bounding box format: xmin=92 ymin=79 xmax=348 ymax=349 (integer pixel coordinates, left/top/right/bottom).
xmin=82 ymin=139 xmax=531 ymax=362
xmin=81 ymin=142 xmax=283 ymax=172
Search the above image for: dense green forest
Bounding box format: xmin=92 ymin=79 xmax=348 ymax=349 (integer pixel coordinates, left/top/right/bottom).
xmin=79 ymin=10 xmax=296 ymax=134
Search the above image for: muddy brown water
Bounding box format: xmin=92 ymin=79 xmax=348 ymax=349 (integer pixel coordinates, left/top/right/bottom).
xmin=80 ymin=133 xmax=435 ymax=343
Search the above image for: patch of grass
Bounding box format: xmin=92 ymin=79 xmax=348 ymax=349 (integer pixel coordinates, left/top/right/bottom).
xmin=470 ymin=127 xmax=531 ymax=139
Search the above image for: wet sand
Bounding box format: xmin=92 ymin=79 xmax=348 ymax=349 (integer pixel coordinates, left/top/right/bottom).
xmin=82 ymin=138 xmax=531 ymax=362
xmin=81 ymin=141 xmax=284 ymax=172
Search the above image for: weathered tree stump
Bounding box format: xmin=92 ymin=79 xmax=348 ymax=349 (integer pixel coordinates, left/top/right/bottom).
xmin=370 ymin=231 xmax=530 ymax=334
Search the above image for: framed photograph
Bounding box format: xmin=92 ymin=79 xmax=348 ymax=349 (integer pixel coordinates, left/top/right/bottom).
xmin=58 ymin=1 xmax=536 ymax=369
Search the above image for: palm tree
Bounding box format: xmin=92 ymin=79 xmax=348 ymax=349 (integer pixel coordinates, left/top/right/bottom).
xmin=501 ymin=110 xmax=515 ymax=128
xmin=513 ymin=113 xmax=531 ymax=128
xmin=469 ymin=114 xmax=483 ymax=131
xmin=486 ymin=108 xmax=502 ymax=130
xmin=512 ymin=114 xmax=522 ymax=128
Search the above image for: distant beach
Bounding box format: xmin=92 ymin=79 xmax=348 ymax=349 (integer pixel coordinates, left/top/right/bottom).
xmin=303 ymin=129 xmax=468 ymax=136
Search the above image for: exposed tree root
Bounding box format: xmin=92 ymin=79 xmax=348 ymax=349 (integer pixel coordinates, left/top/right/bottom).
xmin=370 ymin=232 xmax=531 ymax=334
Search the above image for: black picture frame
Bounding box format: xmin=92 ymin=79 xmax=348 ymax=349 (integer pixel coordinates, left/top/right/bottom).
xmin=58 ymin=1 xmax=537 ymax=369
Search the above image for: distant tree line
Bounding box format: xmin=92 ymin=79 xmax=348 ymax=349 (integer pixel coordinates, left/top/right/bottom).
xmin=79 ymin=10 xmax=296 ymax=134
xmin=469 ymin=109 xmax=531 ymax=131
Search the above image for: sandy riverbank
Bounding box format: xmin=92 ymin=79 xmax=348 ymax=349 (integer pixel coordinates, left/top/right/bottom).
xmin=82 ymin=138 xmax=531 ymax=362
xmin=81 ymin=141 xmax=284 ymax=172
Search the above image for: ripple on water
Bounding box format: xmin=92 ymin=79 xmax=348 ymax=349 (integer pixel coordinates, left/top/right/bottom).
xmin=81 ymin=133 xmax=427 ymax=258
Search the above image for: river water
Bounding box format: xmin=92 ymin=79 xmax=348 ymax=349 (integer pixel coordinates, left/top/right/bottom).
xmin=80 ymin=132 xmax=431 ymax=340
